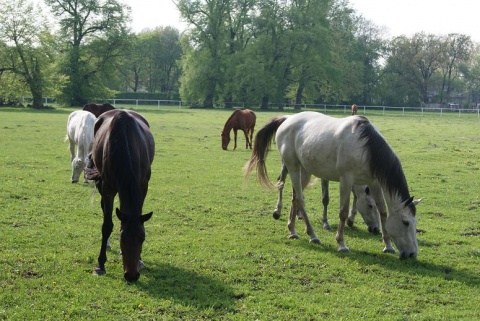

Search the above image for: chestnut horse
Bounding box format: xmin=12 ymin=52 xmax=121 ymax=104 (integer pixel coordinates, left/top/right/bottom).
xmin=85 ymin=109 xmax=155 ymax=281
xmin=351 ymin=104 xmax=358 ymax=115
xmin=83 ymin=103 xmax=115 ymax=118
xmin=245 ymin=112 xmax=422 ymax=259
xmin=221 ymin=109 xmax=256 ymax=150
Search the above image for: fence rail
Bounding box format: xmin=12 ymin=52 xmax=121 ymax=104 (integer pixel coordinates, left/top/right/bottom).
xmin=20 ymin=97 xmax=480 ymax=117
xmin=107 ymin=99 xmax=480 ymax=117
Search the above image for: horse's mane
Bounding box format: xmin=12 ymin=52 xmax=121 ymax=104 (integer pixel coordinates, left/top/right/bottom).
xmin=356 ymin=117 xmax=412 ymax=205
xmin=223 ymin=109 xmax=243 ymax=131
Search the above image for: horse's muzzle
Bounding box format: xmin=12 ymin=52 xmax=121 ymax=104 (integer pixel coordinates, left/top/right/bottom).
xmin=124 ymin=271 xmax=140 ymax=282
xmin=399 ymin=251 xmax=417 ymax=260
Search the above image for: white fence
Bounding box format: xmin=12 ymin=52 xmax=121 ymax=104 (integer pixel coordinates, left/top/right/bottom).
xmin=107 ymin=99 xmax=480 ymax=117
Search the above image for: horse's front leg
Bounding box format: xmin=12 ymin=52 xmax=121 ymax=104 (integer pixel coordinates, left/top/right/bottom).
xmin=321 ymin=179 xmax=331 ymax=230
xmin=336 ymin=181 xmax=352 ymax=252
xmin=347 ymin=188 xmax=358 ymax=227
xmin=369 ymin=184 xmax=395 ymax=254
xmin=233 ymin=129 xmax=238 ymax=150
xmin=94 ymin=195 xmax=114 ymax=276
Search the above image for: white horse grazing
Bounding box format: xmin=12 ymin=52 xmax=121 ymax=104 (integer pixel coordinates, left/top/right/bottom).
xmin=273 ymin=163 xmax=380 ymax=233
xmin=245 ymin=111 xmax=422 ymax=259
xmin=66 ymin=110 xmax=96 ymax=183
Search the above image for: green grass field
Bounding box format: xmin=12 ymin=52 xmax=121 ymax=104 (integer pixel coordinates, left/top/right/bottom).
xmin=0 ymin=106 xmax=479 ymax=320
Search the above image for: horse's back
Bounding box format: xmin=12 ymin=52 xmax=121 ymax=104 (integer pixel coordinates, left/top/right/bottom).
xmin=67 ymin=110 xmax=96 ymax=143
xmin=239 ymin=109 xmax=256 ymax=128
xmin=83 ymin=103 xmax=115 ymax=118
xmin=276 ymin=112 xmax=370 ymax=182
xmin=92 ymin=109 xmax=154 ymax=178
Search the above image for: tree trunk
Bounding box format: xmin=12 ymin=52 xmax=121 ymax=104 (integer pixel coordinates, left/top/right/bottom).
xmin=28 ymin=58 xmax=44 ymax=109
xmin=295 ymin=81 xmax=305 ymax=110
xmin=70 ymin=46 xmax=86 ymax=106
xmin=260 ymin=95 xmax=269 ymax=110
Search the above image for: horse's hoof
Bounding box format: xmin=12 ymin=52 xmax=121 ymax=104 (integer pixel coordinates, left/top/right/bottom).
xmin=383 ymin=247 xmax=396 ymax=254
xmin=310 ymin=238 xmax=321 ymax=244
xmin=273 ymin=212 xmax=280 ymax=220
xmin=93 ymin=267 xmax=106 ymax=276
xmin=71 ymin=180 xmax=78 ymax=184
xmin=323 ymin=223 xmax=331 ymax=231
xmin=288 ymin=234 xmax=299 ymax=239
xmin=338 ymin=246 xmax=350 ymax=253
xmin=346 ymin=218 xmax=354 ymax=228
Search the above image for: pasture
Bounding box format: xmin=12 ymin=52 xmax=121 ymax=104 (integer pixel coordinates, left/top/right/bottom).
xmin=0 ymin=106 xmax=479 ymax=320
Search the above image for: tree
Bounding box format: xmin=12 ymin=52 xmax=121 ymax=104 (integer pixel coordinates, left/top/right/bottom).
xmin=386 ymin=33 xmax=444 ymax=104
xmin=438 ymin=34 xmax=472 ymax=104
xmin=45 ymin=0 xmax=131 ymax=106
xmin=0 ymin=0 xmax=53 ymax=108
xmin=177 ymin=0 xmax=231 ymax=107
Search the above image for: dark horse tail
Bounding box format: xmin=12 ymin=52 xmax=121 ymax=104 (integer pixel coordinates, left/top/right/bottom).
xmin=244 ymin=115 xmax=288 ymax=188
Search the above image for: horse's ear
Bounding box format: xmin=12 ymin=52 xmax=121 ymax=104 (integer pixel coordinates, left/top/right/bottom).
xmin=116 ymin=208 xmax=126 ymax=222
xmin=412 ymin=198 xmax=424 ymax=206
xmin=364 ymin=186 xmax=370 ymax=195
xmin=402 ymin=196 xmax=414 ymax=206
xmin=141 ymin=212 xmax=153 ymax=223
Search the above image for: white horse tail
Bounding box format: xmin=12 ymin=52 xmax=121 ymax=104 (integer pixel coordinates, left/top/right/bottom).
xmin=244 ymin=115 xmax=288 ymax=188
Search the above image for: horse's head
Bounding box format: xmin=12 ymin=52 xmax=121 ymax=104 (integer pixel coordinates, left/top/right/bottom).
xmin=116 ymin=208 xmax=153 ymax=282
xmin=353 ymin=186 xmax=380 ymax=234
xmin=71 ymin=157 xmax=85 ymax=183
xmin=221 ymin=131 xmax=230 ymax=150
xmin=385 ymin=197 xmax=422 ymax=259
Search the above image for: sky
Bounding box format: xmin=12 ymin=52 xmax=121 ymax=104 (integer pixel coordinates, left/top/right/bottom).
xmin=127 ymin=0 xmax=480 ymax=42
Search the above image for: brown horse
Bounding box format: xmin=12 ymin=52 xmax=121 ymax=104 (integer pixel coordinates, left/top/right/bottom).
xmin=83 ymin=103 xmax=115 ymax=118
xmin=85 ymin=109 xmax=155 ymax=282
xmin=351 ymin=104 xmax=358 ymax=115
xmin=221 ymin=109 xmax=256 ymax=150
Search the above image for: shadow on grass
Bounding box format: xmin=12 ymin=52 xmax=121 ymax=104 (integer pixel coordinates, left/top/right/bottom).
xmin=135 ymin=262 xmax=237 ymax=311
xmin=288 ymin=238 xmax=480 ymax=288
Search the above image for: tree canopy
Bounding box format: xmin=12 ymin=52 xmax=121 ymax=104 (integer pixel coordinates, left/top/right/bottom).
xmin=0 ymin=0 xmax=479 ymax=109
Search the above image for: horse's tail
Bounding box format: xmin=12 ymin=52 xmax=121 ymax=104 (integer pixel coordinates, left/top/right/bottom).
xmin=244 ymin=115 xmax=288 ymax=188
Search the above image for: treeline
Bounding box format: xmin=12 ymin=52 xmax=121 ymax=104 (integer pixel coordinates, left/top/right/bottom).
xmin=1 ymin=0 xmax=479 ymax=109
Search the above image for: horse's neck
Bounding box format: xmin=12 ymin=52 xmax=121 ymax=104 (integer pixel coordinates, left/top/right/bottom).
xmin=223 ymin=119 xmax=234 ymax=133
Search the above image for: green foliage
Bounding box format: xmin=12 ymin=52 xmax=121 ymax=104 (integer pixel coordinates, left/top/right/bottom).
xmin=0 ymin=107 xmax=479 ymax=319
xmin=0 ymin=0 xmax=54 ymax=108
xmin=45 ymin=0 xmax=131 ymax=106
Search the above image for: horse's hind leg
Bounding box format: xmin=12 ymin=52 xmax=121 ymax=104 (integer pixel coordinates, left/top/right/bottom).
xmin=321 ymin=179 xmax=332 ymax=230
xmin=248 ymin=127 xmax=254 ymax=149
xmin=243 ymin=129 xmax=250 ymax=149
xmin=288 ymin=168 xmax=319 ymax=243
xmin=69 ymin=140 xmax=75 ymax=161
xmin=273 ymin=163 xmax=288 ymax=219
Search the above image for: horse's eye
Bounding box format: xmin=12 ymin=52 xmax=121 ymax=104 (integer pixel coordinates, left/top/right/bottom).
xmin=368 ymin=205 xmax=373 ymax=209
xmin=402 ymin=220 xmax=409 ymax=227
